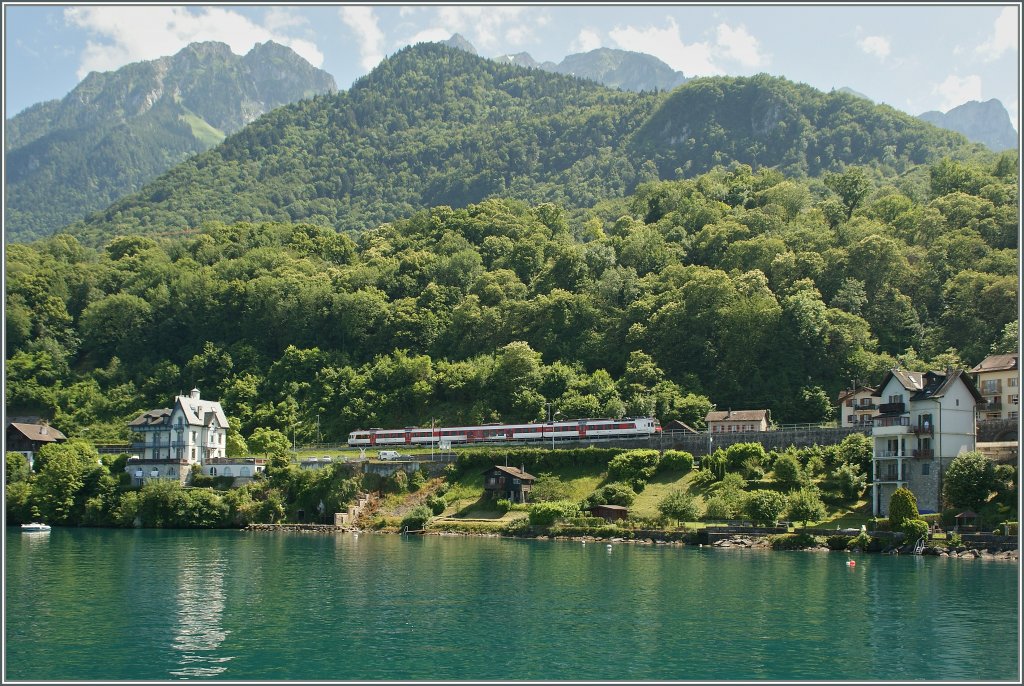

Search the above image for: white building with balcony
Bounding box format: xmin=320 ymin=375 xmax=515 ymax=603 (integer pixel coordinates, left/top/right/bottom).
xmin=970 ymin=353 xmax=1019 ymax=421
xmin=871 ymin=367 xmax=982 ymax=517
xmin=126 ymin=388 xmax=229 ymax=485
xmin=838 ymin=385 xmax=877 ymax=428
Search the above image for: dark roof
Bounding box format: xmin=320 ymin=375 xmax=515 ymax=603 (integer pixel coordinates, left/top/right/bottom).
xmin=589 ymin=504 xmax=629 ymax=511
xmin=6 ymin=422 xmax=66 ymax=442
xmin=874 ymin=368 xmax=925 ymax=395
xmin=706 ymin=410 xmax=768 ymax=422
xmin=909 ymin=369 xmax=984 ymax=404
xmin=128 ymin=408 xmax=172 ymax=427
xmin=664 ymin=420 xmax=699 ymax=433
xmin=970 ymin=353 xmax=1018 ymax=373
xmin=484 ymin=465 xmax=536 ymax=481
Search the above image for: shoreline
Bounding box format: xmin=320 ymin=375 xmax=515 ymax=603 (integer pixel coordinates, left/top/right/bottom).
xmin=240 ymin=523 xmax=1020 ymax=560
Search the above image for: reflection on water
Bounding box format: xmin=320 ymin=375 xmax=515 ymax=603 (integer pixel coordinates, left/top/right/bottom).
xmin=169 ymin=553 xmax=233 ymax=678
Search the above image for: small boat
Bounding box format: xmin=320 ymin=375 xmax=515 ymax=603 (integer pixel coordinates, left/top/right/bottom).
xmin=21 ymin=522 xmax=51 ymax=532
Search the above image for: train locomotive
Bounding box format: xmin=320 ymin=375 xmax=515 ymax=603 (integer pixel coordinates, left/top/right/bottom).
xmin=347 ymin=417 xmax=661 ymax=447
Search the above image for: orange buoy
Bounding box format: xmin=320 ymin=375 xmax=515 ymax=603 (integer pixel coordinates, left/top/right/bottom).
xmin=846 ymin=560 xmax=856 ymax=566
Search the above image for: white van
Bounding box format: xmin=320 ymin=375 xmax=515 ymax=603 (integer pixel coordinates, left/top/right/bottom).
xmin=378 ymin=450 xmax=401 ymax=461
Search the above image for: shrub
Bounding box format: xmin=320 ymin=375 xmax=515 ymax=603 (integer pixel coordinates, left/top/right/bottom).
xmin=787 ymin=487 xmax=827 ymax=525
xmin=657 ymin=490 xmax=702 ymax=523
xmin=582 ymin=482 xmax=636 ymax=508
xmin=495 ymin=498 xmax=512 ymax=514
xmin=770 ymin=533 xmax=821 ymax=550
xmin=528 ymin=501 xmax=578 ymax=526
xmin=943 ymin=451 xmax=998 ymax=510
xmin=725 ymin=443 xmax=767 ymax=472
xmin=848 ymin=531 xmax=872 ymax=550
xmin=744 ymin=490 xmax=788 ymax=526
xmin=691 ymin=467 xmax=718 ymax=488
xmin=826 ymin=534 xmax=853 ymax=551
xmin=426 ymin=495 xmax=447 ymax=516
xmin=868 ymin=517 xmax=891 ymax=532
xmin=900 ymin=518 xmax=929 ymax=544
xmin=704 ymin=494 xmax=738 ymax=520
xmin=659 ymin=450 xmax=694 ymax=473
xmin=702 ymin=451 xmax=727 ymax=480
xmin=772 ymin=453 xmax=802 ymax=489
xmin=888 ymin=487 xmax=919 ymax=527
xmin=946 ymin=532 xmax=963 ymax=548
xmin=530 ymin=473 xmax=573 ymax=502
xmin=386 ymin=470 xmax=409 ymax=494
xmin=408 ymin=470 xmax=426 ymax=492
xmin=829 ymin=462 xmax=867 ymax=499
xmin=606 ymin=449 xmax=660 ymax=490
xmin=741 ymin=457 xmax=766 ymax=480
xmin=400 ymin=505 xmax=432 ymax=531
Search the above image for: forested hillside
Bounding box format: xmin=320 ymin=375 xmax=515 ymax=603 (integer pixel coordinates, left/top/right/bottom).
xmin=5 ymin=41 xmax=336 ymax=242
xmin=67 ymin=43 xmax=989 ymax=244
xmin=7 ymin=157 xmax=1017 ymax=447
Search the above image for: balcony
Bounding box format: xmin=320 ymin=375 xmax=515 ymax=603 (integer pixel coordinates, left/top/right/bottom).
xmin=874 ymin=450 xmax=901 ymax=458
xmin=855 ymin=402 xmax=877 ymax=411
xmin=912 ymin=424 xmax=934 ymax=436
xmin=874 ymin=472 xmax=905 ymax=484
xmin=912 ymin=449 xmax=935 ymax=459
xmin=872 ymin=416 xmax=911 ymax=436
xmin=979 ymin=400 xmax=1002 ymax=411
xmin=878 ymin=402 xmax=906 ymax=415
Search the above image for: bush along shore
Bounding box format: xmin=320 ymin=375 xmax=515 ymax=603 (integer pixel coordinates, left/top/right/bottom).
xmin=9 ymin=441 xmax=1017 ymax=561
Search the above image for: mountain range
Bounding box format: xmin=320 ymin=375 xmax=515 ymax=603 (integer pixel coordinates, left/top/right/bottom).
xmin=6 ymin=36 xmax=1005 ymax=244
xmin=918 ymin=99 xmax=1018 ymax=152
xmin=5 ymin=41 xmax=336 ymax=241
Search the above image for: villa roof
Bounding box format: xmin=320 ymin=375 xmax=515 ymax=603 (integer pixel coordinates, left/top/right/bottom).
xmin=128 ymin=408 xmax=172 ymax=427
xmin=6 ymin=422 xmax=66 ymax=443
xmin=970 ymin=353 xmax=1019 ymax=374
xmin=705 ymin=409 xmax=768 ymax=422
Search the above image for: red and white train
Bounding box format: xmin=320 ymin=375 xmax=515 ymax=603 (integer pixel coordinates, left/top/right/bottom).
xmin=347 ymin=417 xmax=662 ymax=447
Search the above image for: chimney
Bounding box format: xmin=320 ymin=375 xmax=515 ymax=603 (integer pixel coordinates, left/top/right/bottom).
xmin=190 ymin=388 xmax=201 ymax=401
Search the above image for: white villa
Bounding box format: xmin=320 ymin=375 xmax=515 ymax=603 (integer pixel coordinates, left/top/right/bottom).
xmin=127 ymin=388 xmax=228 ymax=485
xmin=870 ymin=367 xmax=983 ymax=517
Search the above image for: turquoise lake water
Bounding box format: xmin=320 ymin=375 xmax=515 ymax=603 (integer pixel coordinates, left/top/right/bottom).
xmin=4 ymin=527 xmax=1020 ymax=681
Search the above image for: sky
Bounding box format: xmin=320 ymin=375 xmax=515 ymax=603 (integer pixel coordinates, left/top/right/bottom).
xmin=3 ymin=2 xmax=1021 ymax=131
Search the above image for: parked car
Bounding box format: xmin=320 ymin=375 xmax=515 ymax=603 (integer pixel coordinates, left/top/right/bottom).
xmin=378 ymin=450 xmax=401 ymax=461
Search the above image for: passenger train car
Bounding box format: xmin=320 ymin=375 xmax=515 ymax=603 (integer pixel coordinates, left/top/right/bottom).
xmin=347 ymin=417 xmax=661 ymax=447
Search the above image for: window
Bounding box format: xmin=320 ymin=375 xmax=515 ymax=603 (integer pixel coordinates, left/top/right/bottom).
xmin=922 ymin=463 xmax=930 ymax=475
xmin=1009 ymin=377 xmax=1018 ymax=388
xmin=846 ymin=399 xmax=853 ymax=407
xmin=191 ymin=431 xmax=197 ymax=442
xmin=1010 ymin=395 xmax=1019 ymax=406
xmin=888 ymin=394 xmax=904 ymax=404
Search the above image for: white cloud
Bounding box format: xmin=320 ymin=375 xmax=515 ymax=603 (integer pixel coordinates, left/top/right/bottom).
xmin=715 ymin=23 xmax=767 ymax=68
xmin=610 ymin=17 xmax=720 ymax=76
xmin=339 ymin=6 xmax=386 ymax=71
xmin=571 ymin=29 xmax=602 ymax=54
xmin=858 ymin=35 xmax=891 ymax=60
xmin=64 ymin=6 xmax=324 ymax=80
xmin=397 ymin=6 xmax=549 ymax=54
xmin=263 ymin=8 xmax=307 ymax=33
xmin=975 ymin=6 xmax=1017 ymax=61
xmin=404 ymin=28 xmax=456 ymax=47
xmin=933 ymin=74 xmax=983 ymax=111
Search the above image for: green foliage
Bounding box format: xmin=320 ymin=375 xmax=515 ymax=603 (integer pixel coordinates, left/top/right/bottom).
xmin=888 ymin=487 xmax=920 ymax=527
xmin=769 ymin=533 xmax=821 ymax=550
xmin=900 ymin=518 xmax=929 ymax=544
xmin=606 ymin=449 xmax=660 ymax=491
xmin=787 ymin=487 xmax=827 ymax=525
xmin=583 ymin=482 xmax=637 ymax=508
xmin=943 ymin=451 xmax=998 ymax=510
xmin=426 ymin=494 xmax=447 ymax=516
xmin=495 ymin=499 xmax=513 ymax=514
xmin=724 ymin=442 xmax=767 ymax=472
xmin=400 ymin=505 xmax=433 ymax=531
xmin=658 ymin=450 xmax=694 ymax=473
xmin=826 ymin=534 xmax=853 ymax=551
xmin=848 ymin=531 xmax=873 ymax=550
xmin=946 ymin=532 xmax=963 ymax=548
xmin=530 ymin=473 xmax=573 ymax=502
xmin=744 ymin=490 xmax=788 ymax=526
xmin=657 ymin=490 xmax=702 ymax=522
xmin=6 ymin=452 xmax=31 ymax=483
xmin=528 ymin=500 xmax=579 ymax=526
xmin=772 ymin=453 xmax=803 ymax=489
xmin=828 ymin=462 xmax=867 ymax=500
xmin=408 ymin=469 xmax=427 ymax=492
